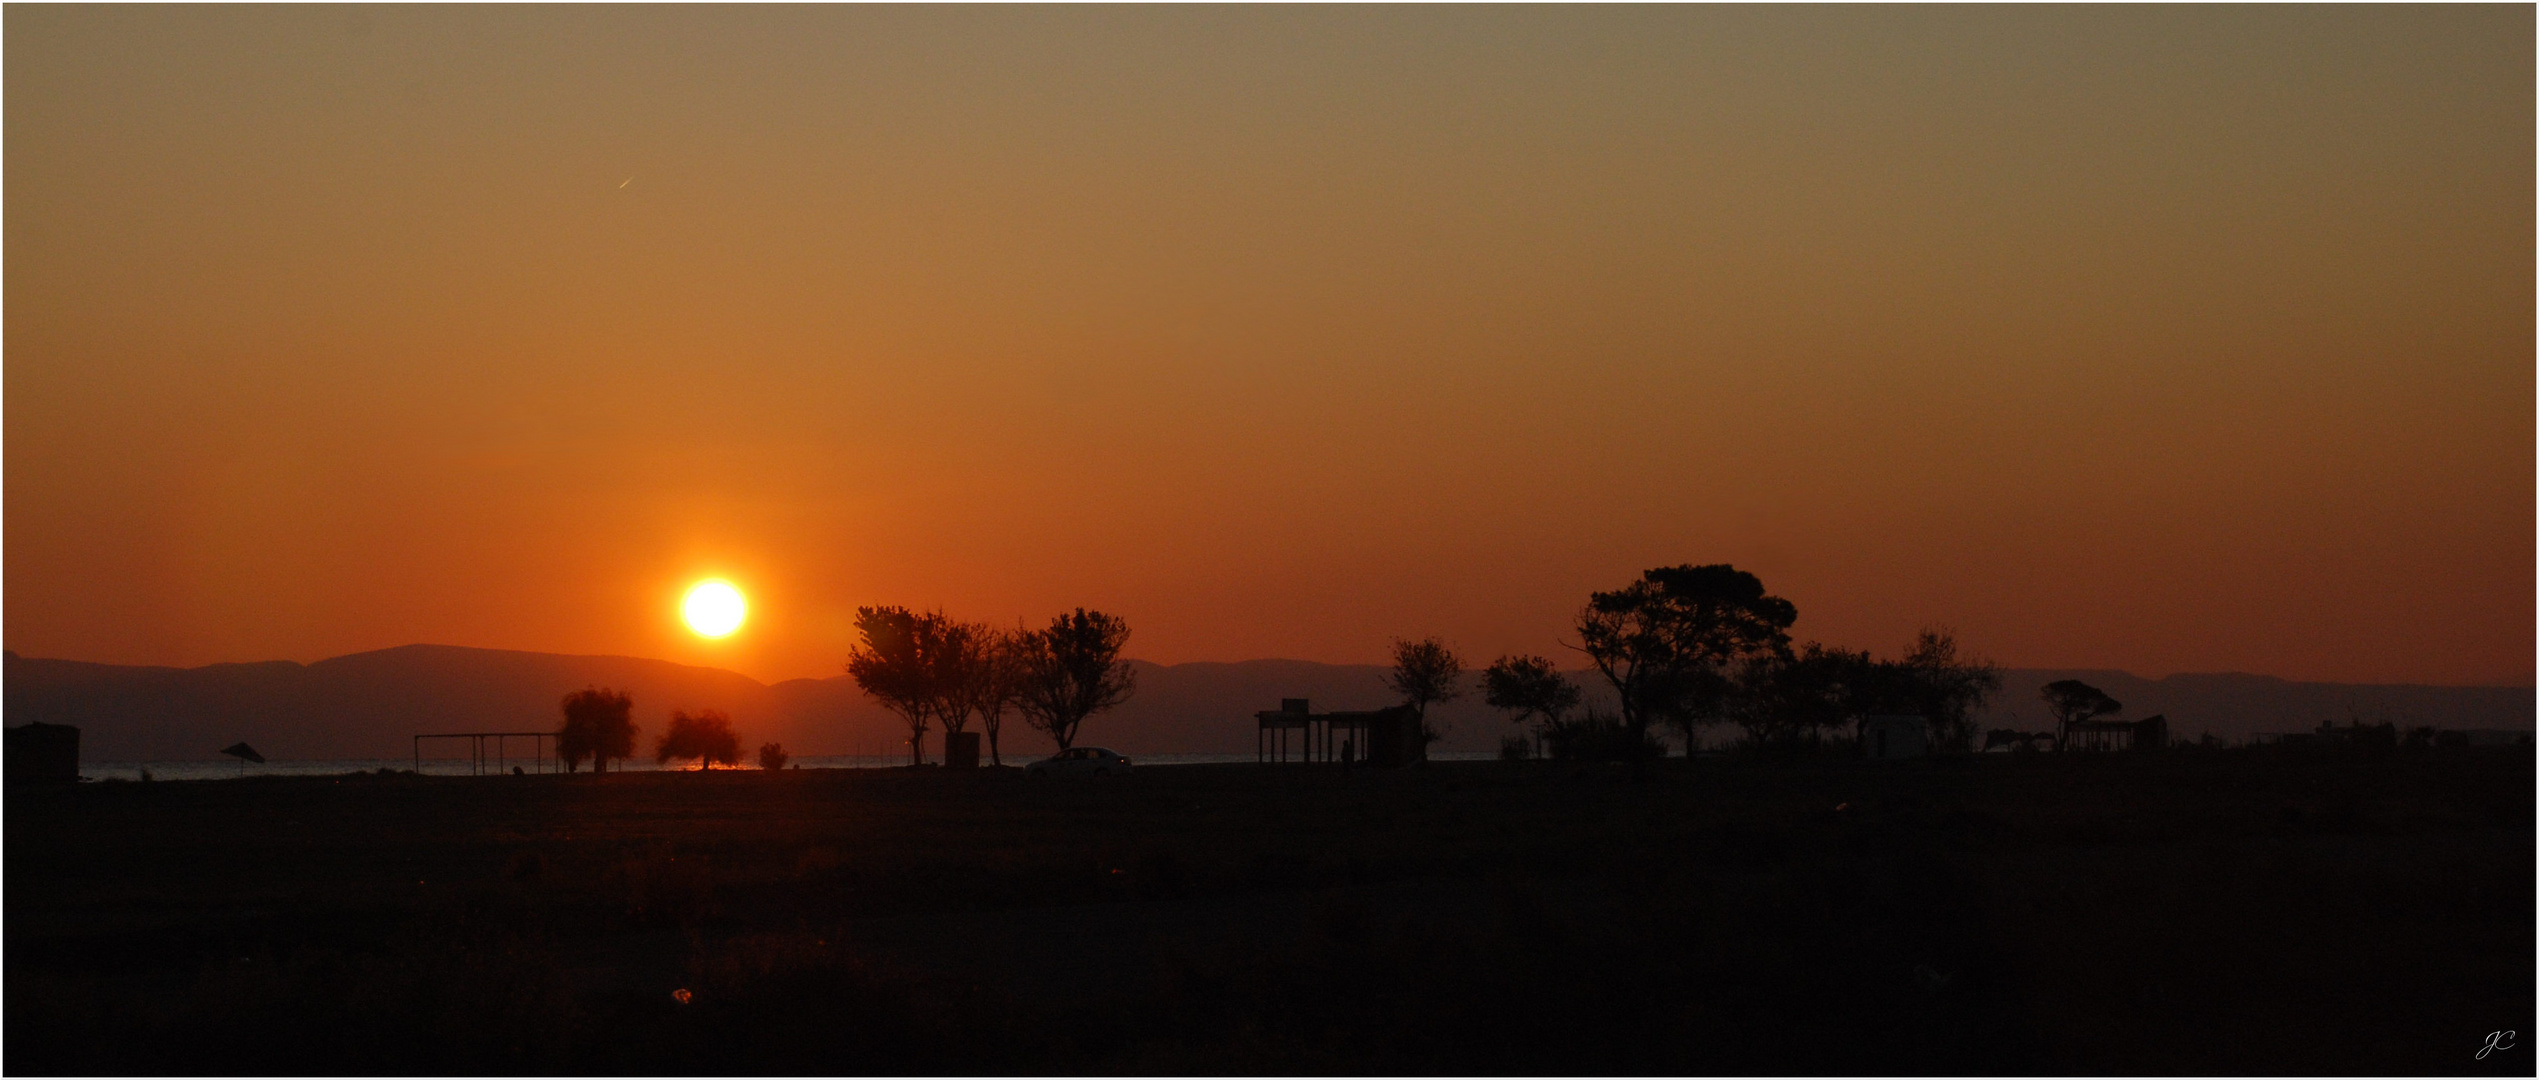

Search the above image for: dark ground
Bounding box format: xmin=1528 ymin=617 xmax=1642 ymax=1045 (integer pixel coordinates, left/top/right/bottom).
xmin=7 ymin=750 xmax=2531 ymax=1075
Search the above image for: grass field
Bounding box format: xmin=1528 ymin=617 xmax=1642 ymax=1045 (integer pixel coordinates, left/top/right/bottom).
xmin=8 ymin=750 xmax=2531 ymax=1074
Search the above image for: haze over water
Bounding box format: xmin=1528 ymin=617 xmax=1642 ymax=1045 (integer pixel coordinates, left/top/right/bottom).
xmin=8 ymin=7 xmax=2529 ymax=686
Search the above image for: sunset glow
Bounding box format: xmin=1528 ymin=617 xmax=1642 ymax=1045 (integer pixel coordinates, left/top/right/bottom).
xmin=4 ymin=11 xmax=2527 ymax=1072
xmin=3 ymin=7 xmax=2527 ymax=686
xmin=682 ymin=581 xmax=747 ymax=639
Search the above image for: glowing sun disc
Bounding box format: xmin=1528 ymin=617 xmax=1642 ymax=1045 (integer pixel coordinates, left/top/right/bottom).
xmin=682 ymin=581 xmax=747 ymax=638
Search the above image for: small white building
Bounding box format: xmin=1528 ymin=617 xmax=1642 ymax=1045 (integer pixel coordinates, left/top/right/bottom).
xmin=1861 ymin=715 xmax=1928 ymax=760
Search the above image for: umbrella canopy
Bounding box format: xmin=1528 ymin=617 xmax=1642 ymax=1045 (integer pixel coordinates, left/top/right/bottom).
xmin=219 ymin=742 xmax=265 ymax=764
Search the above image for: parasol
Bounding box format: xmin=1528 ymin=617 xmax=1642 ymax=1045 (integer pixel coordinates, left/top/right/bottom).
xmin=220 ymin=742 xmax=265 ymax=774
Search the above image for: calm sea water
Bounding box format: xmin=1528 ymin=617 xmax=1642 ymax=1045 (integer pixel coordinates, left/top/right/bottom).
xmin=84 ymin=751 xmax=1500 ymax=782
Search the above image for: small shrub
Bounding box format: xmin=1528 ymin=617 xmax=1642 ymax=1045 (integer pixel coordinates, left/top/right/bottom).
xmin=758 ymin=742 xmax=790 ymax=772
xmin=1542 ymin=712 xmax=1665 ymax=762
xmin=1498 ymin=734 xmax=1535 ymax=761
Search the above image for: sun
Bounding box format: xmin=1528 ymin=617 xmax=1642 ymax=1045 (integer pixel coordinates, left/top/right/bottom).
xmin=681 ymin=580 xmax=747 ymax=638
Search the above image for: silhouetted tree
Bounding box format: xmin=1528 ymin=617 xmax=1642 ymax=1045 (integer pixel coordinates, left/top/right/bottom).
xmin=1726 ymin=643 xmax=1874 ymax=749
xmin=917 ymin=618 xmax=992 ymax=754
xmin=957 ymin=626 xmax=1029 ymax=766
xmin=1015 ymin=609 xmax=1136 ymax=753
xmin=1542 ymin=707 xmax=1666 ymax=762
xmin=1721 ymin=629 xmax=1999 ymax=754
xmin=656 ymin=708 xmax=743 ymax=770
xmin=1482 ymin=654 xmax=1580 ymax=743
xmin=758 ymin=742 xmax=790 ymax=771
xmin=1576 ymin=564 xmax=1797 ymax=751
xmin=2040 ymin=679 xmax=2122 ymax=751
xmin=849 ymin=605 xmax=944 ymax=765
xmin=558 ymin=687 xmax=637 ymax=774
xmin=1890 ymin=628 xmax=2001 ymax=753
xmin=1385 ymin=636 xmax=1464 ymax=744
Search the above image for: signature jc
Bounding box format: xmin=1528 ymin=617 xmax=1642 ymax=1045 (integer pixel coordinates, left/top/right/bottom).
xmin=2477 ymin=1031 xmax=2516 ymax=1061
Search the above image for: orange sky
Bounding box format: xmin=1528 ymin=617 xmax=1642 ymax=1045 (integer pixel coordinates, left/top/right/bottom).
xmin=7 ymin=6 xmax=2531 ymax=686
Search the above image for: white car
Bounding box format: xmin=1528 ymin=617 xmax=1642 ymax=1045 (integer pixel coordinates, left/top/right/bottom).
xmin=1026 ymin=746 xmax=1133 ymax=778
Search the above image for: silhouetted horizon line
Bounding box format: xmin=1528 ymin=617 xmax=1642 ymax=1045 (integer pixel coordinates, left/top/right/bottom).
xmin=6 ymin=642 xmax=2530 ymax=693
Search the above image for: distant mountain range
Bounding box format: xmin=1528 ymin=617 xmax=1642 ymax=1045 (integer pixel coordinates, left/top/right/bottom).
xmin=5 ymin=645 xmax=2529 ymax=762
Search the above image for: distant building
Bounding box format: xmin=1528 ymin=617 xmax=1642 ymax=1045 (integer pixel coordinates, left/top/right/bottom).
xmin=1255 ymin=700 xmax=1426 ymax=766
xmin=2067 ymin=714 xmax=2168 ymax=752
xmin=6 ymin=722 xmax=80 ymax=785
xmin=1861 ymin=715 xmax=1926 ymax=760
xmin=1257 ymin=699 xmax=1314 ymax=762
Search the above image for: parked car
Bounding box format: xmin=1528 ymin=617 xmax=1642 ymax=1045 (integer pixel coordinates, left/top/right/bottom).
xmin=1026 ymin=746 xmax=1133 ymax=778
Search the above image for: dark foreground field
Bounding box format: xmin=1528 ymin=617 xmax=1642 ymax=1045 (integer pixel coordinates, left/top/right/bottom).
xmin=8 ymin=750 xmax=2532 ymax=1075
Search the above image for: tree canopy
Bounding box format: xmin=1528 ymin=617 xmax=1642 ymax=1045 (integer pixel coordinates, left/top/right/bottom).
xmin=1725 ymin=643 xmax=1875 ymax=748
xmin=1891 ymin=629 xmax=2003 ymax=752
xmin=2041 ymin=679 xmax=2123 ymax=750
xmin=953 ymin=624 xmax=1028 ymax=766
xmin=557 ymin=687 xmax=637 ymax=774
xmin=924 ymin=619 xmax=993 ymax=737
xmin=847 ymin=605 xmax=945 ymax=765
xmin=1576 ymin=563 xmax=1797 ymax=742
xmin=1482 ymin=654 xmax=1580 ymax=731
xmin=656 ymin=708 xmax=743 ymax=770
xmin=1015 ymin=609 xmax=1136 ymax=753
xmin=1384 ymin=636 xmax=1464 ymax=742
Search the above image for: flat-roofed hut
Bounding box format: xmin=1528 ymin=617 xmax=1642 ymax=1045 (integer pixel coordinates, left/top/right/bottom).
xmin=1255 ymin=701 xmax=1426 ymax=766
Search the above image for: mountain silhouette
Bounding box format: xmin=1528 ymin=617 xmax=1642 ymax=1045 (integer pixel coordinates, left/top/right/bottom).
xmin=4 ymin=645 xmax=2528 ymax=762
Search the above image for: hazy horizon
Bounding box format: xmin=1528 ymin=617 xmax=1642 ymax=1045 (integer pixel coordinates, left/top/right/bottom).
xmin=11 ymin=638 xmax=2533 ymax=692
xmin=9 ymin=6 xmax=2530 ymax=686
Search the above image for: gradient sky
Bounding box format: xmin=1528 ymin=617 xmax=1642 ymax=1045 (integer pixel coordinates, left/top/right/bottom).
xmin=8 ymin=6 xmax=2530 ymax=686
